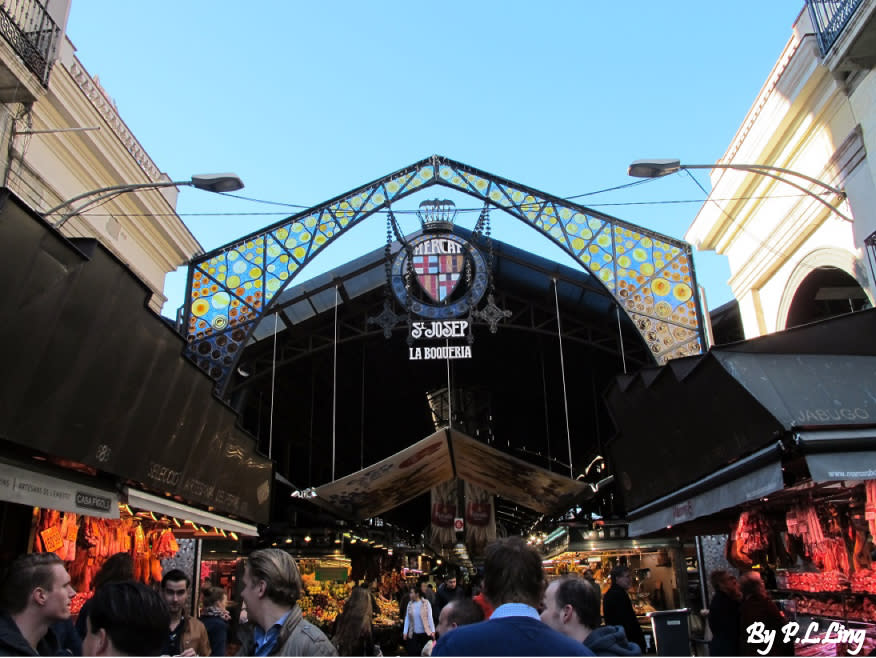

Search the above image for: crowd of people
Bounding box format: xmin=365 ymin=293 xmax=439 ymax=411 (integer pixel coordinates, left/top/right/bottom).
xmin=0 ymin=538 xmax=649 ymax=657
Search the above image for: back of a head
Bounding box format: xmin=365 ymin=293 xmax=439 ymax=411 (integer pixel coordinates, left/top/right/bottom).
xmin=246 ymin=548 xmax=302 ymax=607
xmin=88 ymin=581 xmax=170 ymax=656
xmin=202 ymin=585 xmax=226 ymax=608
xmin=482 ymin=536 xmax=544 ymax=608
xmin=739 ymin=572 xmax=763 ymax=599
xmin=443 ymin=598 xmax=484 ymax=627
xmin=342 ymin=587 xmax=372 ymax=620
xmin=0 ymin=552 xmax=63 ymax=614
xmin=609 ymin=565 xmax=629 ymax=584
xmin=555 ymin=575 xmax=602 ymax=630
xmin=333 ymin=588 xmax=373 ymax=655
xmin=93 ymin=553 xmax=134 ymax=591
xmin=709 ymin=569 xmax=729 ymax=592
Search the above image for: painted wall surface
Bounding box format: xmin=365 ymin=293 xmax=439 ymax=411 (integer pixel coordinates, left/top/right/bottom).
xmin=686 ymin=7 xmax=876 ymax=338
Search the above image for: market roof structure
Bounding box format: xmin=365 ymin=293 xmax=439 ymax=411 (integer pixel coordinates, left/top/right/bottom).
xmin=182 ymin=156 xmax=706 ymax=393
xmin=225 ymin=222 xmax=648 ymax=536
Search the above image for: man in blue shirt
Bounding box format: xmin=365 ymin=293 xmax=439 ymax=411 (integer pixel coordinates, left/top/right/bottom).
xmin=236 ymin=549 xmax=336 ymax=656
xmin=432 ymin=537 xmax=593 ymax=657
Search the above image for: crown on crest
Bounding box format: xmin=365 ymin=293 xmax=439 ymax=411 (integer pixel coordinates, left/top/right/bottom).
xmin=417 ymin=199 xmax=457 ymax=233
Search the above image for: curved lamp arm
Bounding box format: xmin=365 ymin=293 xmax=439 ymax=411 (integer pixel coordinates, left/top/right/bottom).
xmin=628 ymin=159 xmax=852 ymax=222
xmin=47 ymin=173 xmax=244 ymax=228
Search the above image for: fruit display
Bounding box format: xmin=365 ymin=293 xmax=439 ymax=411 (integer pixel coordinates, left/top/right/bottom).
xmin=373 ymin=592 xmax=399 ymax=627
xmin=299 ymin=579 xmax=353 ymax=627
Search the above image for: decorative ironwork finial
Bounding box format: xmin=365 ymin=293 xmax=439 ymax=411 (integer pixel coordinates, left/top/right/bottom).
xmin=417 ymin=199 xmax=457 ymax=233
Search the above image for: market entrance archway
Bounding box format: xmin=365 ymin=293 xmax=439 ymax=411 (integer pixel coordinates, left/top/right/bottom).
xmin=182 ymin=156 xmax=705 ymax=394
xmin=231 ymin=225 xmax=654 ymax=537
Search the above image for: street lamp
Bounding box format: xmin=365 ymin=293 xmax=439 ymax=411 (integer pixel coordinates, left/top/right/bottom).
xmin=628 ymin=158 xmax=852 ymax=222
xmin=46 ymin=173 xmax=245 ymax=228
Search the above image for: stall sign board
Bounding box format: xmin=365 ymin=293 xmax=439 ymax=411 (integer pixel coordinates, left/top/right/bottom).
xmin=40 ymin=526 xmax=64 ymax=553
xmin=0 ymin=463 xmax=119 ymax=519
xmin=315 ymin=566 xmax=348 ymax=582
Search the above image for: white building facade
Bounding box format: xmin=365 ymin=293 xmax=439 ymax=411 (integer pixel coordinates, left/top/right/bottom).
xmin=0 ymin=0 xmax=200 ymax=312
xmin=686 ymin=1 xmax=876 ymax=338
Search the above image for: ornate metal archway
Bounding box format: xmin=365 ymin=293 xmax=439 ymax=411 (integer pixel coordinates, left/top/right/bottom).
xmin=183 ymin=155 xmax=705 ymax=394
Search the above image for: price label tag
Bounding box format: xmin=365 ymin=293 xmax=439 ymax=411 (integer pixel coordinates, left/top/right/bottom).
xmin=40 ymin=526 xmax=64 ymax=553
xmin=66 ymin=523 xmax=79 ymax=542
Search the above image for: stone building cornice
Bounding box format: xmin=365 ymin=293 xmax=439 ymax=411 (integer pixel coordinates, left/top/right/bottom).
xmin=722 ymin=32 xmax=803 ymax=165
xmin=68 ymin=56 xmax=164 ymax=184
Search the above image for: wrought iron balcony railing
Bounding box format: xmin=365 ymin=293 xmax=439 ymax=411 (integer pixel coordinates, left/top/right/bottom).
xmin=807 ymin=0 xmax=864 ymax=55
xmin=866 ymin=230 xmax=876 ymax=293
xmin=0 ymin=0 xmax=60 ymax=86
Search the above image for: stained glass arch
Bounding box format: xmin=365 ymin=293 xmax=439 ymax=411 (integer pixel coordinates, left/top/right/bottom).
xmin=183 ymin=155 xmax=705 ymax=393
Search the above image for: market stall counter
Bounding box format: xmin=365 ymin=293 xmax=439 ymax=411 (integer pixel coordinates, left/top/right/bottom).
xmin=542 ymin=530 xmax=694 ymax=651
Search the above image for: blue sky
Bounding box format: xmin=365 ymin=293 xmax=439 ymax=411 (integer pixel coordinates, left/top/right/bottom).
xmin=66 ymin=2 xmax=805 ymax=318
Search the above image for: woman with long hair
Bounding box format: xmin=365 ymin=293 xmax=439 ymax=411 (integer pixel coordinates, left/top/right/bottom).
xmin=332 ymin=586 xmax=377 ymax=656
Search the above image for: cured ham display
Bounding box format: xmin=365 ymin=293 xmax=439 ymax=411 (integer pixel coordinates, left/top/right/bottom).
xmin=32 ymin=507 xmax=181 ymax=591
xmin=867 ymin=482 xmax=876 ymax=539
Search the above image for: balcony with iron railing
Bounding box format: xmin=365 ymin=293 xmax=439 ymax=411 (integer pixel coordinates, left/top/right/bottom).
xmin=866 ymin=230 xmax=876 ymax=291
xmin=807 ymin=0 xmax=876 ymax=70
xmin=0 ymin=0 xmax=60 ymax=90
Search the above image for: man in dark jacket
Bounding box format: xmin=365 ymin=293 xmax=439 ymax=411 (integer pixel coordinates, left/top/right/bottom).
xmin=707 ymin=569 xmax=741 ymax=656
xmin=602 ymin=566 xmax=646 ymax=654
xmin=541 ymin=575 xmax=641 ymax=657
xmin=432 ymin=574 xmax=465 ymax=624
xmin=0 ymin=552 xmax=75 ymax=656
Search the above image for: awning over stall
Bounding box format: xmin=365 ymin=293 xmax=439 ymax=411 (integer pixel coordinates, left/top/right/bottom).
xmin=313 ymin=428 xmax=593 ymax=520
xmin=0 ymin=190 xmax=272 ymax=524
xmin=606 ymin=309 xmax=876 ymax=537
xmin=125 ymin=488 xmax=258 ymax=536
xmin=626 ymin=445 xmax=785 ymax=536
xmin=796 ymin=428 xmax=876 ymax=481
